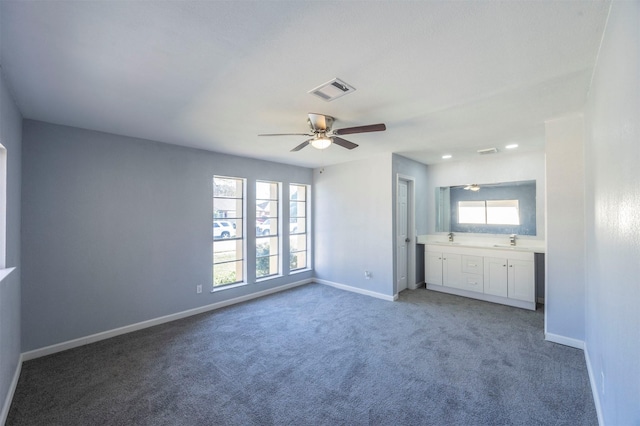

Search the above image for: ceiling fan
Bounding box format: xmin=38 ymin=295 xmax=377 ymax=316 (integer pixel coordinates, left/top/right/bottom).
xmin=258 ymin=113 xmax=386 ymax=152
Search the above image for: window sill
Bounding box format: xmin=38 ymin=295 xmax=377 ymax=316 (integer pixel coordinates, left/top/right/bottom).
xmin=211 ymin=282 xmax=248 ymax=293
xmin=0 ymin=267 xmax=16 ymax=284
xmin=256 ymin=274 xmax=283 ymax=283
xmin=289 ymin=268 xmax=312 ymax=275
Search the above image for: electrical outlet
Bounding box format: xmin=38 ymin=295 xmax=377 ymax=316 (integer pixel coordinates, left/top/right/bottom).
xmin=196 ymin=285 xmax=202 ymax=294
xmin=364 ymin=271 xmax=372 ymax=279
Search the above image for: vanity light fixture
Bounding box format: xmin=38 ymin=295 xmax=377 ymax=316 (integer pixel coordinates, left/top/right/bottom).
xmin=442 ymin=154 xmax=452 ymax=159
xmin=464 ymin=184 xmax=481 ymax=192
xmin=505 ymin=144 xmax=519 ymax=149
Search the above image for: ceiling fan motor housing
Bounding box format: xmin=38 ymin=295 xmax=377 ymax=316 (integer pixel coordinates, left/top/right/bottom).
xmin=307 ymin=113 xmax=334 ymax=133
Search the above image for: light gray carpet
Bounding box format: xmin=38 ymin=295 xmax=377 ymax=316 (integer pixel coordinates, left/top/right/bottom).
xmin=8 ymin=283 xmax=597 ymax=425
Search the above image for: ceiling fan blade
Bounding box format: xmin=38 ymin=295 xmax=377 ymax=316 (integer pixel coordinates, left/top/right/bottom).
xmin=332 ymin=136 xmax=359 ymax=150
xmin=332 ymin=123 xmax=386 ymax=136
xmin=258 ymin=133 xmax=313 ymax=137
xmin=290 ymin=139 xmax=313 ymax=152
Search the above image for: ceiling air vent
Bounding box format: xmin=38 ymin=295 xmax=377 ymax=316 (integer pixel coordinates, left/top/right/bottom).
xmin=308 ymin=78 xmax=356 ymax=102
xmin=477 ymin=147 xmax=499 ymax=155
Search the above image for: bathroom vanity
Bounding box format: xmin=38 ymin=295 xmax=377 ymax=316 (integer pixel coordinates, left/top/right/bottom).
xmin=419 ymin=239 xmax=544 ymax=310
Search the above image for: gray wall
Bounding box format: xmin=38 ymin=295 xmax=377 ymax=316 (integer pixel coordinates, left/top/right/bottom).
xmin=21 ymin=120 xmax=313 ymax=352
xmin=584 ymin=1 xmax=640 ymax=423
xmin=314 ymin=154 xmax=394 ymax=297
xmin=544 ymin=115 xmax=586 ymax=344
xmin=0 ymin=69 xmax=22 ymax=418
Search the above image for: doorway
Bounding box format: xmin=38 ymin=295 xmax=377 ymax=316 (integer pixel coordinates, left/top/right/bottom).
xmin=396 ymin=175 xmax=416 ymax=294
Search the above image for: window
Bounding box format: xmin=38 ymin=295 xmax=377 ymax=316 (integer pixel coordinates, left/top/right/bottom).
xmin=213 ymin=176 xmax=245 ymax=288
xmin=486 ymin=200 xmax=520 ymax=225
xmin=458 ymin=199 xmax=520 ymax=226
xmin=458 ymin=201 xmax=486 ymax=224
xmin=256 ymin=181 xmax=280 ymax=279
xmin=289 ymin=184 xmax=308 ymax=272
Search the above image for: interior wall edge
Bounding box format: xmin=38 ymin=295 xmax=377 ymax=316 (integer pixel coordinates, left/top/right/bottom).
xmin=584 ymin=343 xmax=605 ymax=426
xmin=0 ymin=354 xmax=22 ymax=426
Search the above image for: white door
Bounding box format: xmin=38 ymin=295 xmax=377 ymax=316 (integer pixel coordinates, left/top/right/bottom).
xmin=397 ymin=180 xmax=409 ymax=292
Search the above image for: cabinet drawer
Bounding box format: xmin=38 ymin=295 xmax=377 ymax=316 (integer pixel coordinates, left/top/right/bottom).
xmin=459 ymin=273 xmax=484 ymax=293
xmin=462 ymin=255 xmax=483 ymax=274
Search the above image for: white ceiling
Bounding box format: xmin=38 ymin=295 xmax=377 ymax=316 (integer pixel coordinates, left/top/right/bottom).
xmin=0 ymin=1 xmax=610 ymax=168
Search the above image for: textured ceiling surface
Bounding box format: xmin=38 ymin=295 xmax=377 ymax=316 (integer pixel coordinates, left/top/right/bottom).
xmin=0 ymin=1 xmax=610 ymax=168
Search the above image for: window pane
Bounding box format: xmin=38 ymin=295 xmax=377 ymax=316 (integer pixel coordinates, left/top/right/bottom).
xmin=256 ymin=181 xmax=278 ymax=200
xmin=214 ymin=198 xmax=243 ymax=219
xmin=487 ymin=200 xmax=520 ymax=225
xmin=459 ymin=201 xmax=486 ymax=224
xmin=214 ymin=178 xmax=243 ymax=198
xmin=289 ymin=218 xmax=305 ymax=234
xmin=257 ymin=181 xmax=280 ymax=279
xmin=289 ymin=201 xmax=306 ymax=218
xmin=290 ymin=251 xmax=307 ymax=271
xmin=256 ymin=218 xmax=278 ymax=236
xmin=289 ymin=183 xmax=308 ymax=273
xmin=290 ymin=234 xmax=307 ymax=253
xmin=256 ymin=255 xmax=279 ymax=278
xmin=290 ymin=184 xmax=306 ymax=202
xmin=256 ymin=236 xmax=279 ymax=256
xmin=213 ymin=239 xmax=243 ymax=263
xmin=214 ymin=260 xmax=243 ymax=287
xmin=213 ymin=176 xmax=244 ymax=288
xmin=256 ymin=201 xmax=278 ymax=219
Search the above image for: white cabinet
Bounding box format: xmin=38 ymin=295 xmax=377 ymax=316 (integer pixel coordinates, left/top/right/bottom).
xmin=483 ymin=257 xmax=509 ymax=297
xmin=507 ymin=259 xmax=535 ymax=302
xmin=483 ymin=257 xmax=535 ymax=302
xmin=425 ymin=244 xmax=536 ymax=310
xmin=425 ymin=251 xmax=443 ymax=285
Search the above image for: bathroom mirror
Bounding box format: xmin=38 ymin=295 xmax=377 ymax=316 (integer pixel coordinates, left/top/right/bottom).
xmin=436 ymin=180 xmax=536 ymax=235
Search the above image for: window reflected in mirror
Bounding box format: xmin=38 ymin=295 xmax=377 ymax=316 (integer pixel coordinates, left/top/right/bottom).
xmin=437 ymin=180 xmax=535 ymax=235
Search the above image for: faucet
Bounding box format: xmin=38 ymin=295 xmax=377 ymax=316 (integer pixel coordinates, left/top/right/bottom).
xmin=448 ymin=232 xmax=454 ymax=242
xmin=510 ymin=234 xmax=517 ymax=246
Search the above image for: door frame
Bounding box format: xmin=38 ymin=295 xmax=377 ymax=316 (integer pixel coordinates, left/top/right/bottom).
xmin=396 ymin=174 xmax=416 ymax=293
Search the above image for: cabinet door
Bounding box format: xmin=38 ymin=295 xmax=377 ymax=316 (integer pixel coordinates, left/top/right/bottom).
xmin=484 ymin=257 xmax=508 ymax=297
xmin=425 ymin=251 xmax=443 ymax=285
xmin=442 ymin=253 xmax=462 ymax=288
xmin=508 ymin=259 xmax=535 ymax=302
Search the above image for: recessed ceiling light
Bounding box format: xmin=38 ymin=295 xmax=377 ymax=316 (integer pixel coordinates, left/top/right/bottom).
xmin=442 ymin=154 xmax=452 ymax=159
xmin=505 ymin=144 xmax=519 ymax=149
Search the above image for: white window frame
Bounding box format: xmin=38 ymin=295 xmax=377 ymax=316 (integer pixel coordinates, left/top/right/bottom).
xmin=256 ymin=180 xmax=281 ymax=280
xmin=213 ymin=176 xmax=246 ymax=290
xmin=289 ymin=183 xmax=310 ymax=273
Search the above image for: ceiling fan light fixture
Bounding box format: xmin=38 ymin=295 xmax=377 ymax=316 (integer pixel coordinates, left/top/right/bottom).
xmin=311 ymin=137 xmax=332 ymax=150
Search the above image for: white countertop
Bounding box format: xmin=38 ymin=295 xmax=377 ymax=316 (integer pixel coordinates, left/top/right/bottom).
xmin=417 ymin=235 xmax=545 ymax=253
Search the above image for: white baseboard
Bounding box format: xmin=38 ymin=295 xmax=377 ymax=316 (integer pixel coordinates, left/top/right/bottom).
xmin=544 ymin=332 xmax=584 ymax=350
xmin=584 ymin=344 xmax=604 ymax=426
xmin=1 ymin=353 xmax=23 ymax=425
xmin=410 ymin=280 xmax=425 ymax=290
xmin=22 ymin=279 xmax=313 ymax=361
xmin=314 ymin=278 xmax=396 ymax=301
